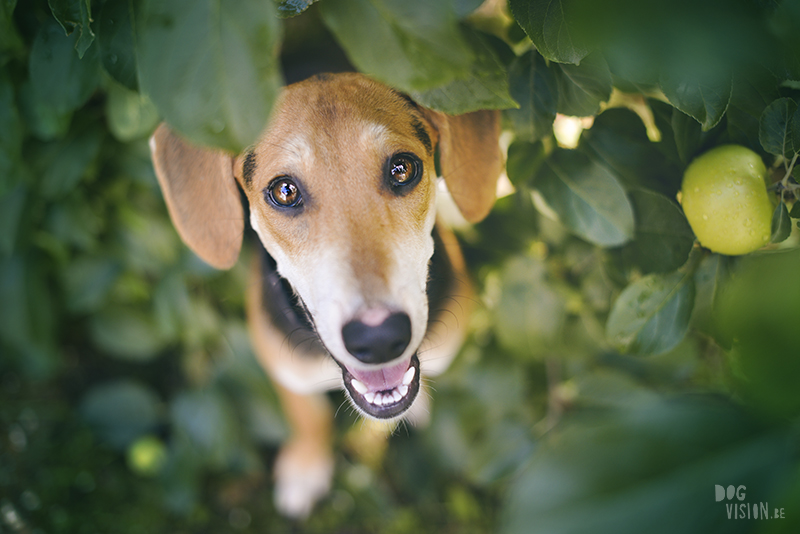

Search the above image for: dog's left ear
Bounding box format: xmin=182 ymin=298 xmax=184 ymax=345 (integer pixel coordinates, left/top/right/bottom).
xmin=422 ymin=109 xmax=503 ymax=223
xmin=150 ymin=124 xmax=244 ymax=269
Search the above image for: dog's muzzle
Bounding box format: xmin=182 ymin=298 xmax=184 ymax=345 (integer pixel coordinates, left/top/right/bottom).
xmin=337 ymin=311 xmax=421 ymax=418
xmin=340 ymin=354 xmax=421 ymax=419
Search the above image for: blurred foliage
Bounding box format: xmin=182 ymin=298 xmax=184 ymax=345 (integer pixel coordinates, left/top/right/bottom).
xmin=2 ymin=0 xmax=800 ymax=533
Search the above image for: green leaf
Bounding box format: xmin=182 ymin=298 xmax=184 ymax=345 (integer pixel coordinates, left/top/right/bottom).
xmin=505 ymin=50 xmax=557 ymax=142
xmin=105 ymin=82 xmax=160 ymax=142
xmin=453 ymin=0 xmax=484 ymax=18
xmin=34 ymin=119 xmax=103 ymax=199
xmin=430 ymin=357 xmax=534 ymax=484
xmin=465 ymin=192 xmax=540 ymax=266
xmin=580 ymin=108 xmax=682 ymax=197
xmin=29 ymin=18 xmax=100 ymax=115
xmin=17 ymin=80 xmax=73 ymax=141
xmin=135 ymin=0 xmax=283 ymax=151
xmin=610 ymin=190 xmax=694 ymax=275
xmin=245 ymin=394 xmax=288 ymax=445
xmin=80 ymin=380 xmax=162 ymax=450
xmin=466 ymin=421 xmax=533 ymax=485
xmin=0 ymin=0 xmax=24 ymax=61
xmin=660 ymin=70 xmax=732 ymax=132
xmin=758 ymin=97 xmax=800 ymax=158
xmin=152 ymin=272 xmax=190 ymax=344
xmin=506 ymin=140 xmax=546 ymax=187
xmin=726 ymin=69 xmax=780 ymax=150
xmin=0 ymin=257 xmax=33 ymax=349
xmin=0 ymin=70 xmax=23 ymax=195
xmin=46 ymin=193 xmax=103 ymax=249
xmin=671 ymin=109 xmax=703 ymax=164
xmin=89 ymin=306 xmax=167 ymax=361
xmin=119 ymin=210 xmax=181 ymax=274
xmin=48 ymin=0 xmax=95 ymax=57
xmin=770 ymin=202 xmax=792 ymax=244
xmin=790 ymin=201 xmax=800 ymax=219
xmin=534 ymin=149 xmax=634 ymax=247
xmin=96 ymin=0 xmax=138 ymax=90
xmin=552 ymin=54 xmax=612 ymax=117
xmin=716 ymin=249 xmax=800 ymax=418
xmin=62 ymin=256 xmax=121 ymax=313
xmin=502 ymin=396 xmax=796 ymax=534
xmin=606 ymin=270 xmax=695 ymax=356
xmin=170 ymin=389 xmax=239 ymax=469
xmin=691 ymin=254 xmax=731 ymax=343
xmin=508 ymin=0 xmax=588 ymax=65
xmin=319 ymin=0 xmax=473 ymax=93
xmin=411 ymin=29 xmax=518 ymax=114
xmin=0 ymin=187 xmax=25 ymax=256
xmin=0 ymin=257 xmax=59 ymax=378
xmin=493 ymin=256 xmax=567 ymax=359
xmin=276 ymin=0 xmax=317 ymax=18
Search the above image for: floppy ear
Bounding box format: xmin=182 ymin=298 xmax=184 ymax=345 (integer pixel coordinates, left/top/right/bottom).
xmin=150 ymin=123 xmax=244 ymax=269
xmin=423 ymin=109 xmax=503 ymax=223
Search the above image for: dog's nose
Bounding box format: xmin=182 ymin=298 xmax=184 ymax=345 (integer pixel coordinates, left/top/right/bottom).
xmin=342 ymin=312 xmax=412 ymax=364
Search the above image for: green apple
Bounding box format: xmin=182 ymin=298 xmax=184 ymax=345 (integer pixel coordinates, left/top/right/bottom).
xmin=681 ymin=145 xmax=773 ymax=256
xmin=127 ymin=435 xmax=167 ymax=476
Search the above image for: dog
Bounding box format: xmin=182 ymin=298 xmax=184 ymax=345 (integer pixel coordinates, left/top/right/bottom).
xmin=150 ymin=73 xmax=503 ymax=518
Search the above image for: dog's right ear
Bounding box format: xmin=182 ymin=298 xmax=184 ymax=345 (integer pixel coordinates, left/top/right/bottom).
xmin=150 ymin=124 xmax=244 ymax=269
xmin=421 ymin=109 xmax=503 ymax=223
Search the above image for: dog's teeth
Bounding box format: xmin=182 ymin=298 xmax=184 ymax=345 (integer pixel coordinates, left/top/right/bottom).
xmin=402 ymin=367 xmax=415 ymax=386
xmin=364 ymin=392 xmax=376 ymax=404
xmin=377 ymin=394 xmax=387 ymax=406
xmin=392 ymin=390 xmax=402 ymax=402
xmin=398 ymin=384 xmax=409 ymax=397
xmin=351 ymin=379 xmax=368 ymax=394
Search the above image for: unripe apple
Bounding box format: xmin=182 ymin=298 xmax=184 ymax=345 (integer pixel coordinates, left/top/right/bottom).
xmin=681 ymin=145 xmax=773 ymax=255
xmin=127 ymin=435 xmax=167 ymax=476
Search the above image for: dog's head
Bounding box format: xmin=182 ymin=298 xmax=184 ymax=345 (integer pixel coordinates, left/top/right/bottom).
xmin=150 ymin=73 xmax=502 ymax=419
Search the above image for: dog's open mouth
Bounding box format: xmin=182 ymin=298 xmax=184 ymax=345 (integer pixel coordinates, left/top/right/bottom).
xmin=340 ymin=355 xmax=420 ymax=419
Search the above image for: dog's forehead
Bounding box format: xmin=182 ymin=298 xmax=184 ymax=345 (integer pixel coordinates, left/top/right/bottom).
xmin=253 ymin=75 xmax=433 ymax=165
xmin=279 ymin=74 xmax=417 ymax=129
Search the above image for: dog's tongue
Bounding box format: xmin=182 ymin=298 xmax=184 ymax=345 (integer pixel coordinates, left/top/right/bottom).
xmin=347 ymin=357 xmax=410 ymax=392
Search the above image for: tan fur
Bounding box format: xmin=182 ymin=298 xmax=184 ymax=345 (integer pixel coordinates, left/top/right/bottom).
xmin=150 ymin=124 xmax=243 ymax=269
xmin=150 ymin=73 xmax=502 ymax=518
xmin=423 ymin=109 xmax=503 ymax=222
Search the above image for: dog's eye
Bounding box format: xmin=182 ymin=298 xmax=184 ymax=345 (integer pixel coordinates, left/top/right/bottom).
xmin=388 ymin=153 xmax=421 ymax=188
xmin=266 ymin=177 xmax=303 ymax=208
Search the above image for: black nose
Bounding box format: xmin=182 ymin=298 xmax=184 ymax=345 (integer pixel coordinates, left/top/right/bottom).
xmin=342 ymin=312 xmax=412 ymax=364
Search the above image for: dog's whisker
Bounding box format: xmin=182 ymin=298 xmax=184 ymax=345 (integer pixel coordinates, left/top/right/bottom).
xmin=312 ymin=376 xmax=341 ymax=389
xmin=428 ymin=312 xmax=456 ymax=330
xmin=437 ymin=292 xmax=478 ymax=313
xmin=439 ymin=291 xmax=482 ymax=308
xmin=334 ymin=397 xmax=351 ymax=419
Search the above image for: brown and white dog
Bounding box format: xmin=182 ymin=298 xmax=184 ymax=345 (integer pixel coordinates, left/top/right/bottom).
xmin=150 ymin=73 xmax=503 ymax=517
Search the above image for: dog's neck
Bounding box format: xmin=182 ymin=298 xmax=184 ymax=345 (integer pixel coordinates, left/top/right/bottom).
xmin=258 ymin=225 xmax=456 ymax=355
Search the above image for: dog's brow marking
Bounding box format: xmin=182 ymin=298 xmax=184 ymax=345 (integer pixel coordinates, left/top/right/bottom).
xmin=395 ymin=91 xmax=419 ymax=111
xmin=411 ymin=118 xmax=432 ymax=155
xmin=243 ymin=150 xmax=257 ymax=186
xmin=390 ymin=90 xmax=432 ymax=156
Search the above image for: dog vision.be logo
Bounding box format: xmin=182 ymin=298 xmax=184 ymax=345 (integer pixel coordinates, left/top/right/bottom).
xmin=715 ymin=485 xmax=786 ymax=521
